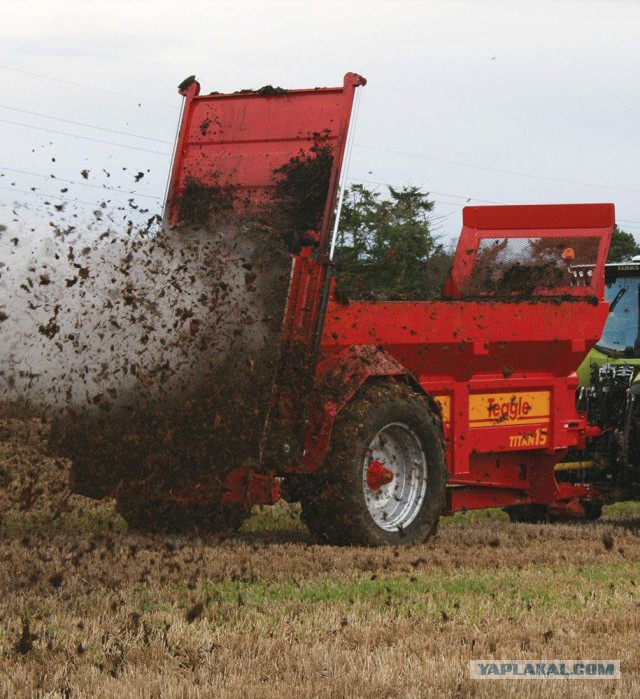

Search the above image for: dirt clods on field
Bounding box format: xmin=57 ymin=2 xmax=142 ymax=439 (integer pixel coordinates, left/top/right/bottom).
xmin=1 ymin=415 xmax=639 ymax=696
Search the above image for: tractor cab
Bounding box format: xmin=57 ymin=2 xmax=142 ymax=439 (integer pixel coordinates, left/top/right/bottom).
xmin=566 ymin=259 xmax=640 ymax=505
xmin=577 ymin=260 xmax=640 ymax=385
xmin=597 ymin=261 xmax=640 ymax=358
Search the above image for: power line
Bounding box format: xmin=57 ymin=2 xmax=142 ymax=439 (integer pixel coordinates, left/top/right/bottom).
xmin=0 ymin=104 xmax=172 ymax=144
xmin=347 ymin=176 xmax=503 ymax=205
xmin=0 ymin=117 xmax=171 ymax=155
xmin=0 ymin=184 xmax=98 ymax=207
xmin=428 ymin=190 xmax=503 ymax=205
xmin=0 ymin=184 xmax=162 ymax=214
xmin=0 ymin=65 xmax=177 ymax=109
xmin=0 ymin=164 xmax=163 ymax=201
xmin=357 ymin=144 xmax=640 ymax=196
xmin=347 ymin=176 xmax=640 ymax=231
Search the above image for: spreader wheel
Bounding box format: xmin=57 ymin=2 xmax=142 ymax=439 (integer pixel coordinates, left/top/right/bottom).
xmin=301 ymin=381 xmax=447 ymax=546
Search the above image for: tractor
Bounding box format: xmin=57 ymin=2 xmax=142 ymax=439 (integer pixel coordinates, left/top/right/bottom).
xmin=555 ymin=260 xmax=640 ymax=511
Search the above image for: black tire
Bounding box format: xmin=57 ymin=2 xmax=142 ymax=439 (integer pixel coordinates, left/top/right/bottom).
xmin=300 ymin=380 xmax=447 ymax=546
xmin=504 ymin=504 xmax=549 ymax=523
xmin=582 ymin=501 xmax=604 ymax=521
xmin=115 ymin=498 xmax=248 ymax=536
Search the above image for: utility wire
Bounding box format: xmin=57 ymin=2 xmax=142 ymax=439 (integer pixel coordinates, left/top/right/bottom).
xmin=0 ymin=65 xmax=177 ymax=109
xmin=347 ymin=176 xmax=503 ymax=205
xmin=0 ymin=104 xmax=172 ymax=144
xmin=347 ymin=176 xmax=640 ymax=230
xmin=0 ymin=165 xmax=163 ymax=201
xmin=0 ymin=184 xmax=161 ymax=214
xmin=3 ymin=66 xmax=637 ymax=204
xmin=0 ymin=184 xmax=99 ymax=207
xmin=357 ymin=144 xmax=640 ymax=196
xmin=0 ymin=117 xmax=171 ymax=155
xmin=427 ymin=190 xmax=503 ymax=205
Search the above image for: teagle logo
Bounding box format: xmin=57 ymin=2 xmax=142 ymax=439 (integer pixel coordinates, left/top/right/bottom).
xmin=469 ymin=391 xmax=550 ymax=428
xmin=486 ymin=396 xmax=531 ymax=421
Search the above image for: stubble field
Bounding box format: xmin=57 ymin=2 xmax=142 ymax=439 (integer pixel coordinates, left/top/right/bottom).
xmin=1 ymin=416 xmax=639 ymax=698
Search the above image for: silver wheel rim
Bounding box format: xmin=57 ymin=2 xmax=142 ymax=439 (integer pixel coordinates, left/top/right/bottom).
xmin=362 ymin=422 xmax=428 ymax=532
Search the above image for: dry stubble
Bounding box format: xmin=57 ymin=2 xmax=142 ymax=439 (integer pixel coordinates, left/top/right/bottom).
xmin=0 ymin=418 xmax=639 ymax=698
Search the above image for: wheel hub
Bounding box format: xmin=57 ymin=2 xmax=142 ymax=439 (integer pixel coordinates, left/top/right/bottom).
xmin=362 ymin=422 xmax=428 ymax=533
xmin=366 ymin=459 xmax=395 ymax=491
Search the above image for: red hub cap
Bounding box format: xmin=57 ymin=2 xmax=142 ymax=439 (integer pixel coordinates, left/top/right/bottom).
xmin=366 ymin=460 xmax=395 ymax=491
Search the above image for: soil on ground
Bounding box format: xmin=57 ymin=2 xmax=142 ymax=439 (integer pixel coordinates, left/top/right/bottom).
xmin=0 ymin=416 xmax=638 ymax=698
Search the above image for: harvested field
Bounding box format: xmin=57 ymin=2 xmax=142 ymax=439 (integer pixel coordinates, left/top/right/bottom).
xmin=1 ymin=417 xmax=639 ymax=697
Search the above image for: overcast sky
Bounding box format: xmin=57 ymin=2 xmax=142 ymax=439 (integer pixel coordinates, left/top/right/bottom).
xmin=1 ymin=0 xmax=639 ymax=243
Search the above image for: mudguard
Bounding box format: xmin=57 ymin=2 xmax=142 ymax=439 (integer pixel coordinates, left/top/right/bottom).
xmin=297 ymin=345 xmax=442 ymax=474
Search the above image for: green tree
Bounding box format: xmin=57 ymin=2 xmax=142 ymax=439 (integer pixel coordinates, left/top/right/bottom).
xmin=333 ymin=184 xmax=451 ymax=300
xmin=608 ymin=225 xmax=640 ymax=262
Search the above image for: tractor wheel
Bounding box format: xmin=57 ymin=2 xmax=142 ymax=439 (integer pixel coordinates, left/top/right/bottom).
xmin=115 ymin=498 xmax=248 ymax=536
xmin=582 ymin=501 xmax=604 ymax=521
xmin=504 ymin=504 xmax=549 ymax=523
xmin=301 ymin=381 xmax=447 ymax=546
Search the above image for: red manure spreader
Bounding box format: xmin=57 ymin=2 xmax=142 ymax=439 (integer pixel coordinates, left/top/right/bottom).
xmin=116 ymin=73 xmax=615 ymax=545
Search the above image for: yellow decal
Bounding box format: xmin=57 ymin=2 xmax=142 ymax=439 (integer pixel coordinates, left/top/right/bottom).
xmin=508 ymin=428 xmax=548 ymax=448
xmin=469 ymin=391 xmax=550 ymax=428
xmin=434 ymin=395 xmax=450 ymax=424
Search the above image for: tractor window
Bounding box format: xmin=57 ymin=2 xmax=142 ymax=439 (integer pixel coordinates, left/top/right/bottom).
xmin=598 ymin=276 xmax=640 ymax=356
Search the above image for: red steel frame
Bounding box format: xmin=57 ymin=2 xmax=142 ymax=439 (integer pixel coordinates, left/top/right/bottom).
xmin=166 ymin=73 xmax=365 ymax=236
xmin=165 ymin=74 xmax=615 ymax=516
xmin=315 ymin=205 xmax=613 ymax=514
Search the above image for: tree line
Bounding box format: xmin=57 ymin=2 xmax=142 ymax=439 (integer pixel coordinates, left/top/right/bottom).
xmin=333 ymin=183 xmax=637 ymax=300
